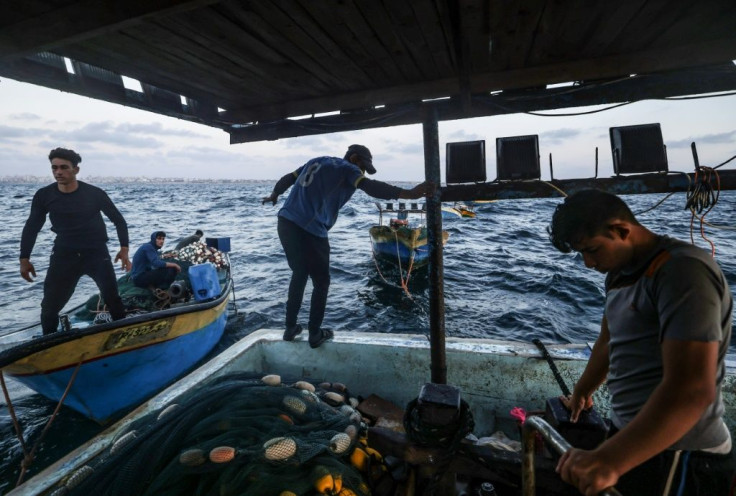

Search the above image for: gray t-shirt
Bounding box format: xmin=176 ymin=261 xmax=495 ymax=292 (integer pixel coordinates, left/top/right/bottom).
xmin=605 ymin=236 xmax=732 ymax=451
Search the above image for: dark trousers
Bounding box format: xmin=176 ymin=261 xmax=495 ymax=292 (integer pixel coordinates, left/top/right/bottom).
xmin=41 ymin=248 xmax=125 ymax=335
xmin=133 ymin=267 xmax=178 ymax=290
xmin=609 ymin=425 xmax=736 ymax=495
xmin=277 ymin=217 xmax=330 ymax=337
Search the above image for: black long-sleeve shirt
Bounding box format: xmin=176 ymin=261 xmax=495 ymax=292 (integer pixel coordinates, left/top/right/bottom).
xmin=20 ymin=181 xmax=129 ymax=259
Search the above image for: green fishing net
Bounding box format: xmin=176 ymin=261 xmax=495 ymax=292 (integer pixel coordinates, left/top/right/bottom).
xmin=52 ymin=373 xmax=386 ymax=496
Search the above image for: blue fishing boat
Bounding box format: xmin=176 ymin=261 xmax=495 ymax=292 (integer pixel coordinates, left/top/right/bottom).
xmin=369 ymin=202 xmax=449 ymax=269
xmin=0 ymin=252 xmax=233 ymax=424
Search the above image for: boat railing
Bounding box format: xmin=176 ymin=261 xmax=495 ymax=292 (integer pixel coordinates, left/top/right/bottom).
xmin=522 ymin=416 xmax=623 ymax=496
xmin=374 ymin=202 xmax=426 ymax=226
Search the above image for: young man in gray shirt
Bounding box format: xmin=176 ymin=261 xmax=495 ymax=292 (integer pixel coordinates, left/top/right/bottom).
xmin=548 ymin=189 xmax=733 ymax=495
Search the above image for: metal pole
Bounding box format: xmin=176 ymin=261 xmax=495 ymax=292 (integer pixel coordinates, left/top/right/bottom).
xmin=522 ymin=416 xmax=623 ymax=496
xmin=422 ymin=105 xmax=446 ymax=384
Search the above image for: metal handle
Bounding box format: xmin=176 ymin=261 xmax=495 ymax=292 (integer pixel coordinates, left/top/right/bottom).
xmin=522 ymin=416 xmax=623 ymax=496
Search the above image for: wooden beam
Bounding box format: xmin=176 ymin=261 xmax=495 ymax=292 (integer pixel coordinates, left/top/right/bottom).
xmin=0 ymin=0 xmax=221 ymax=60
xmin=439 ymin=170 xmax=736 ymax=202
xmin=470 ymin=38 xmax=736 ymax=93
xmin=225 ymin=37 xmax=736 ymax=123
xmin=229 ymin=64 xmax=736 ymax=143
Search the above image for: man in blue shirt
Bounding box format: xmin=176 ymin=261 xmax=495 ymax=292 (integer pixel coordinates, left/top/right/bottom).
xmin=262 ymin=144 xmax=430 ymax=348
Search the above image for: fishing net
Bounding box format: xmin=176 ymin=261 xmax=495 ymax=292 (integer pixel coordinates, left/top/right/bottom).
xmin=51 ymin=373 xmax=390 ymax=496
xmin=75 ymin=249 xmax=230 ymax=320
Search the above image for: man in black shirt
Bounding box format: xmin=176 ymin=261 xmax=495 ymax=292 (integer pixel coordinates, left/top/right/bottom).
xmin=20 ymin=148 xmax=132 ymax=335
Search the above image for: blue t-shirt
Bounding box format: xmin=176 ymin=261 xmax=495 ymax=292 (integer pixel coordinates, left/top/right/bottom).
xmin=278 ymin=156 xmax=364 ymax=237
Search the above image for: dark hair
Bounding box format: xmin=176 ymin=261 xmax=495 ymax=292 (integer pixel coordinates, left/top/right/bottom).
xmin=547 ymin=189 xmax=639 ymax=253
xmin=195 ymin=229 xmax=204 ymax=236
xmin=155 ymin=231 xmax=166 ymax=238
xmin=48 ymin=148 xmax=82 ymax=166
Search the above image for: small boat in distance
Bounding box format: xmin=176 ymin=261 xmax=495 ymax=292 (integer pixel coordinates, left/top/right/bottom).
xmin=0 ymin=243 xmax=234 ymax=424
xmin=369 ymin=202 xmax=449 ymax=270
xmin=441 ymin=201 xmax=477 ymax=219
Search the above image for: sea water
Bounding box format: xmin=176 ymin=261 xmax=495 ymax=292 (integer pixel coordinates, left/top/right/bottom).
xmin=0 ymin=181 xmax=734 ymax=491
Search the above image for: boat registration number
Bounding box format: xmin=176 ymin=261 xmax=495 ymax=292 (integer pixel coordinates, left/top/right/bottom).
xmin=103 ymin=318 xmax=174 ymax=351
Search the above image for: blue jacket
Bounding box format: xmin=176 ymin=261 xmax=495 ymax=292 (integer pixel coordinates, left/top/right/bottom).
xmin=131 ymin=232 xmax=167 ymax=281
xmin=278 ymin=156 xmax=364 ymax=238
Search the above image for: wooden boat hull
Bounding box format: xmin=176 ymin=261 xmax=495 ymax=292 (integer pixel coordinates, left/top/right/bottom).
xmin=0 ymin=279 xmax=232 ymax=424
xmin=369 ymin=225 xmax=449 ymax=268
xmin=11 ymin=330 xmax=736 ymax=495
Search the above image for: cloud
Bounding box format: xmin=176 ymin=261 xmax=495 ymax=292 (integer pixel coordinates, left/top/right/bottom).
xmin=53 ymin=122 xmax=164 ymax=148
xmin=539 ymin=128 xmax=582 ymax=144
xmin=115 ymin=122 xmax=208 ymax=138
xmin=0 ymin=124 xmax=45 ymax=139
xmin=8 ymin=112 xmax=41 ymax=121
xmin=445 ymin=129 xmax=484 ymax=142
xmin=667 ymin=131 xmax=736 ymax=148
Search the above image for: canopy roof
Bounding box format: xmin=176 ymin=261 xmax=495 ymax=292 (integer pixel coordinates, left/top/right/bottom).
xmin=2 ymin=1 xmax=736 ymax=143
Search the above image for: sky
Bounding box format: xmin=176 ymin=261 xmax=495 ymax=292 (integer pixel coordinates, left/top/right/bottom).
xmin=1 ymin=76 xmax=735 ymax=182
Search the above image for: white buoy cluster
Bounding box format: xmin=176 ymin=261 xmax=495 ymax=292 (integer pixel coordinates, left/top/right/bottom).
xmin=167 ymin=241 xmax=229 ymax=269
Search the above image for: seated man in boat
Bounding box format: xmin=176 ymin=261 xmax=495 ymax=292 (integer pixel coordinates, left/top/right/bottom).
xmin=262 ymin=144 xmax=431 ymax=349
xmin=547 ymin=189 xmax=734 ymax=495
xmin=131 ymin=231 xmax=181 ymax=290
xmin=174 ymin=229 xmax=204 ymax=250
xmin=20 ymin=147 xmax=131 ymax=335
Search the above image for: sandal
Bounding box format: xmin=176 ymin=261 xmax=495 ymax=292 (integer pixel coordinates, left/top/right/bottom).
xmin=309 ymin=329 xmax=334 ymax=349
xmin=283 ymin=324 xmax=303 ymax=342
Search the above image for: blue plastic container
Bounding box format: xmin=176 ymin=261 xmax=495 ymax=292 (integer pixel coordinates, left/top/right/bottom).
xmin=205 ymin=237 xmax=231 ymax=253
xmin=188 ymin=263 xmax=221 ymax=301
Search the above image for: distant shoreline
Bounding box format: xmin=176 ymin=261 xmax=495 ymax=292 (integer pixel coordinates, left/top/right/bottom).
xmin=0 ymin=176 xmax=274 ymax=184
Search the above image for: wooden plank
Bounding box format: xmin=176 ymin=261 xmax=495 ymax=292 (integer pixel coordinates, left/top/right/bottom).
xmin=217 ymin=1 xmax=345 ymax=91
xmin=407 ymin=0 xmax=455 ymax=76
xmin=58 ymin=36 xmax=246 ymax=107
xmin=504 ymin=0 xmax=547 ymax=70
xmin=265 ymin=0 xmax=373 ymax=88
xmin=435 ymin=0 xmax=459 ymax=67
xmin=384 ymin=0 xmax=440 ymax=80
xmin=529 ymin=0 xmax=596 ymax=65
xmin=0 ymin=58 xmax=230 ymax=129
xmin=439 ymin=170 xmax=736 ymax=202
xmin=468 ymin=38 xmax=736 ymax=93
xmin=354 ymin=0 xmax=424 ymax=82
xmin=227 ymin=64 xmax=736 ymax=140
xmin=612 ymin=0 xmax=689 ymax=53
xmin=292 ymin=0 xmax=390 ymax=85
xmin=120 ymin=23 xmax=279 ymax=101
xmin=331 ymin=0 xmax=409 ymax=86
xmin=459 ymin=0 xmax=492 ymax=73
xmin=656 ymin=3 xmax=736 ymax=46
xmin=486 ymin=0 xmax=524 ymax=70
xmin=225 ymin=34 xmax=736 ymax=123
xmin=0 ymin=0 xmax=221 ymax=59
xmin=577 ymin=2 xmax=646 ymax=59
xmin=164 ymin=9 xmax=330 ymax=97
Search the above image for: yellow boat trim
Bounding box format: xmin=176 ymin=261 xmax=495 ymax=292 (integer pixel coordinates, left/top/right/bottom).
xmin=6 ymin=297 xmax=229 ymax=375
